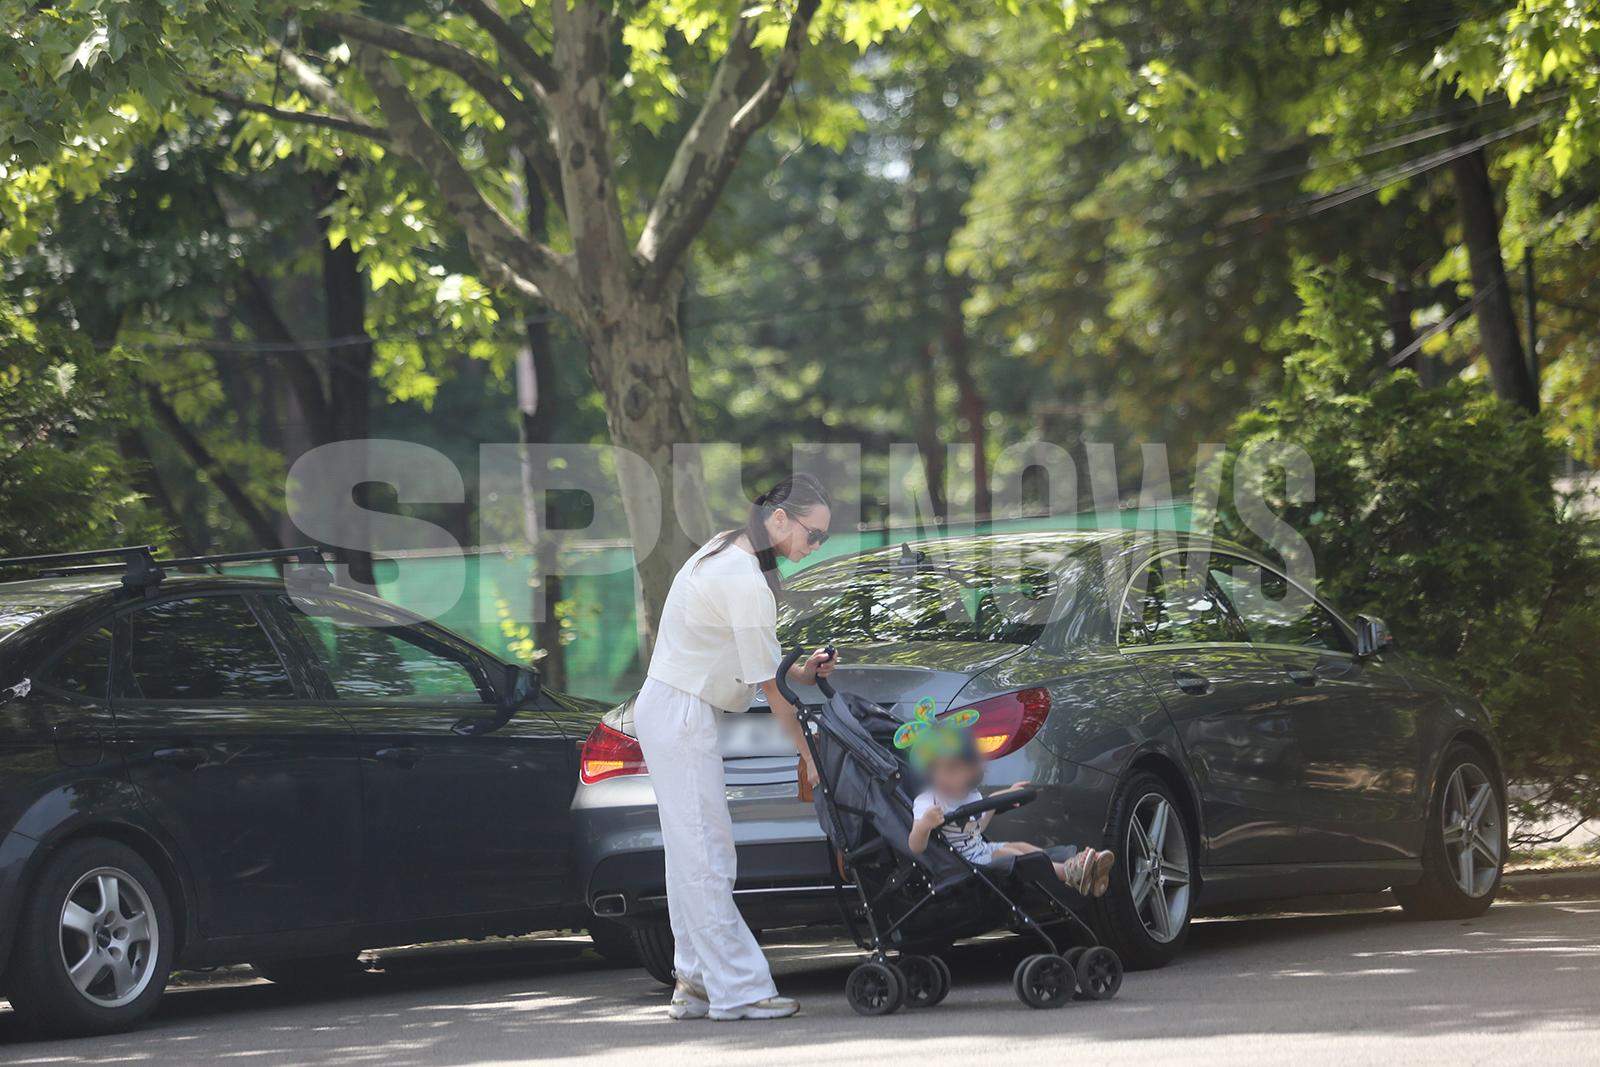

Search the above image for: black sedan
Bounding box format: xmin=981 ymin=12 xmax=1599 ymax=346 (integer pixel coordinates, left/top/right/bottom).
xmin=0 ymin=547 xmax=606 ymax=1036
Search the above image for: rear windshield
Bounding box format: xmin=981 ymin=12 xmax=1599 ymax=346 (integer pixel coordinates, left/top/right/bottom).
xmin=777 ymin=543 xmax=1066 ymax=646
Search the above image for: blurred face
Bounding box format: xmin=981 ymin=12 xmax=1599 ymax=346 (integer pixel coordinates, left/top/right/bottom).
xmin=926 ymin=754 xmax=981 ymax=798
xmin=767 ymin=504 xmax=832 ymax=562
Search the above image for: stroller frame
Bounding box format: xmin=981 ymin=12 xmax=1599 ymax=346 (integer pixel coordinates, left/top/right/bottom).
xmin=775 ymin=649 xmax=1124 ymax=1013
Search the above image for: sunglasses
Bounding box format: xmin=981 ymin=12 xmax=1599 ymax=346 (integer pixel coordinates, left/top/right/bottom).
xmin=789 ymin=514 xmax=831 ymax=546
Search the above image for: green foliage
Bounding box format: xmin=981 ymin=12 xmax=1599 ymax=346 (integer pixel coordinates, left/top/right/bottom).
xmin=0 ymin=307 xmax=163 ymax=554
xmin=1219 ymin=262 xmax=1600 ymax=829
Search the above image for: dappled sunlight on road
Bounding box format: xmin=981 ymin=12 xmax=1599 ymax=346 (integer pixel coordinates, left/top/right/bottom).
xmin=3 ymin=901 xmax=1599 ymax=1065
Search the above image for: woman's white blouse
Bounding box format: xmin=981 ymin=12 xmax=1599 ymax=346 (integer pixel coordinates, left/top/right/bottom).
xmin=646 ymin=540 xmax=783 ymax=712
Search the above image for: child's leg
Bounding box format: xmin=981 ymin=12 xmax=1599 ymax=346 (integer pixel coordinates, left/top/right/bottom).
xmin=991 ymin=841 xmax=1042 ymax=858
xmin=1059 ymin=847 xmax=1117 ymax=896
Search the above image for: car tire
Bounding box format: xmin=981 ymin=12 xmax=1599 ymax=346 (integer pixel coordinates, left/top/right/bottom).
xmin=1393 ymin=743 xmax=1505 ymax=920
xmin=6 ymin=837 xmax=174 ymax=1036
xmin=251 ymin=953 xmax=366 ymax=988
xmin=1091 ymin=771 xmax=1194 ymax=970
xmin=629 ymin=922 xmax=676 ymax=986
xmin=586 ymin=918 xmax=639 ymax=963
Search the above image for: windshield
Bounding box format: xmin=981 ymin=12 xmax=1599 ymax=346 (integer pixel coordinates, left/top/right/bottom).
xmin=777 ymin=541 xmax=1067 ymax=646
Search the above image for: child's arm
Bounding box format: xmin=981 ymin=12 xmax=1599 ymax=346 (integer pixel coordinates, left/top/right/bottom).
xmin=909 ymin=801 xmax=944 ymax=854
xmin=978 ymin=780 xmax=1030 ymax=833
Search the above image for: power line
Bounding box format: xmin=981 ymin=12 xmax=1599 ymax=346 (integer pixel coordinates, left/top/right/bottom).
xmin=98 ymin=99 xmax=1557 ymax=356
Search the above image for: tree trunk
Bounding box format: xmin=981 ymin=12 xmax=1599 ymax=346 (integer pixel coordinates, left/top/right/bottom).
xmin=1450 ymin=147 xmax=1538 ymax=413
xmin=317 ymin=187 xmax=377 ymax=587
xmin=942 ymin=271 xmax=990 ymax=517
xmin=1388 ymin=277 xmax=1419 ymax=375
xmin=514 ymin=157 xmax=566 ymax=689
xmin=580 ymin=295 xmax=707 ymax=654
xmin=912 ymin=340 xmax=948 ymax=522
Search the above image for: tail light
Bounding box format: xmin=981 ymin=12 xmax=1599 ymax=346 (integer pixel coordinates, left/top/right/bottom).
xmin=579 ymin=722 xmax=647 ymax=784
xmin=958 ymin=688 xmax=1052 ymax=759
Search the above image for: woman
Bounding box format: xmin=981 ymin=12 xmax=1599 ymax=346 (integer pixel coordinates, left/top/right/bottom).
xmin=634 ymin=473 xmax=836 ymax=1021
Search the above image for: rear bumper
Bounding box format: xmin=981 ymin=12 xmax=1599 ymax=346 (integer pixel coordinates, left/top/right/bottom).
xmin=586 ymin=841 xmax=840 ymax=924
xmin=573 ymin=774 xmax=836 ymax=925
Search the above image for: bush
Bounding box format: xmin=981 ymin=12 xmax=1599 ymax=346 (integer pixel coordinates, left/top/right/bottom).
xmin=1218 ymin=263 xmax=1600 ymax=838
xmin=0 ymin=308 xmax=163 ymax=556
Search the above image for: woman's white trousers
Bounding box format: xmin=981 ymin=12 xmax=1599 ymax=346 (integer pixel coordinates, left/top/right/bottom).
xmin=633 ymin=677 xmax=778 ymax=1011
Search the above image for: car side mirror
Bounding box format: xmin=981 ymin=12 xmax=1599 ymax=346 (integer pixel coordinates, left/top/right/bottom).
xmin=1355 ymin=614 xmax=1394 ymax=659
xmin=499 ymin=663 xmax=542 ymax=711
xmin=458 ymin=664 xmax=541 ymax=736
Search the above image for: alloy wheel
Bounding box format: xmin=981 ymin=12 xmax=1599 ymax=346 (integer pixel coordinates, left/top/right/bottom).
xmin=1126 ymin=793 xmax=1191 ymax=944
xmin=58 ymin=867 xmax=160 ymax=1008
xmin=1442 ymin=762 xmax=1501 ymax=897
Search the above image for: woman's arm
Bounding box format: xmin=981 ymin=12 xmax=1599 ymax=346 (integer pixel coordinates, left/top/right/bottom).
xmin=761 ymin=677 xmax=819 ymax=787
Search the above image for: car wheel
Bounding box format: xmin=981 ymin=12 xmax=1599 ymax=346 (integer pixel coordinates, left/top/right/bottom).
xmin=586 ymin=918 xmax=639 ymax=963
xmin=629 ymin=922 xmax=675 ymax=986
xmin=1092 ymin=771 xmax=1193 ymax=970
xmin=6 ymin=838 xmax=174 ymax=1036
xmin=1393 ymin=743 xmax=1505 ymax=920
xmin=251 ymin=953 xmax=366 ymax=988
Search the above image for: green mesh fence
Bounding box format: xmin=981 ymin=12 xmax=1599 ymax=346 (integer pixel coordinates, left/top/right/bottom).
xmin=235 ymin=505 xmax=1190 ymax=704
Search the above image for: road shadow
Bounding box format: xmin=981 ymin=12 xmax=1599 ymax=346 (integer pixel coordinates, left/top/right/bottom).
xmin=2 ymin=900 xmax=1597 ymax=1064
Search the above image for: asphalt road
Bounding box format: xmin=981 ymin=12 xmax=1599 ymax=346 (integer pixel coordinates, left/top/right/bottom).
xmin=4 ymin=897 xmax=1599 ymax=1066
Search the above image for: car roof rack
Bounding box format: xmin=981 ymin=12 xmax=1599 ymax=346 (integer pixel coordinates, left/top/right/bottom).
xmin=0 ymin=545 xmax=330 ymax=596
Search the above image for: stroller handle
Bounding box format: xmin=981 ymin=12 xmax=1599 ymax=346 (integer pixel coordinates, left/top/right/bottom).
xmin=774 ymin=648 xmax=806 ymax=706
xmin=942 ymin=787 xmax=1037 ymax=826
xmin=773 ymin=646 xmax=837 ymax=707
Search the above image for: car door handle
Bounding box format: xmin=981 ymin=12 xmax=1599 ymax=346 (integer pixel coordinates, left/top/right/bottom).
xmin=1172 ymin=670 xmax=1211 ymax=695
xmin=153 ymin=746 xmax=208 ymax=770
xmin=374 ymin=746 xmax=421 ymax=767
xmin=1287 ymin=669 xmax=1318 ymax=687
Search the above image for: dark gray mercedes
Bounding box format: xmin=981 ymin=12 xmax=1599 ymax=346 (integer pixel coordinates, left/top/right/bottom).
xmin=572 ymin=530 xmax=1506 ymax=980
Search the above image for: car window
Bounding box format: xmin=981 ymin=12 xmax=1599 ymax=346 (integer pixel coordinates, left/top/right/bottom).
xmin=44 ymin=623 xmax=113 ymax=698
xmin=778 ymin=545 xmax=1060 ymax=646
xmin=1121 ymin=552 xmax=1247 ymax=646
xmin=118 ymin=596 xmax=293 ymax=701
xmin=1208 ymin=556 xmax=1352 ymax=653
xmin=280 ymin=596 xmax=490 ymax=704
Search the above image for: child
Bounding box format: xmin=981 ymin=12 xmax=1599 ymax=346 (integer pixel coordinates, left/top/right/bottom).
xmin=897 ymin=699 xmax=1115 ymax=896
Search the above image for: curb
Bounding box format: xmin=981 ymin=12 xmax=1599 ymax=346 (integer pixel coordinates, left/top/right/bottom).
xmin=1501 ymin=865 xmax=1600 ymax=900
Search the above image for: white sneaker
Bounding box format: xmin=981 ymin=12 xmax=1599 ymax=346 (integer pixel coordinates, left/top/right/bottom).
xmin=668 ymin=978 xmax=710 ymax=1020
xmin=709 ymin=995 xmax=800 ymax=1021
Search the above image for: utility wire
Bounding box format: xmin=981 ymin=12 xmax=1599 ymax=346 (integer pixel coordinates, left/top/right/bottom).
xmin=100 ymin=98 xmax=1556 ymax=356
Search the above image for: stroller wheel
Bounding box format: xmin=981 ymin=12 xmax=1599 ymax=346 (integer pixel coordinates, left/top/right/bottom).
xmin=930 ymin=955 xmax=952 ymax=997
xmin=1015 ymin=953 xmax=1073 ymax=1009
xmin=847 ymin=961 xmax=905 ymax=1016
xmin=1075 ymin=946 xmax=1123 ymax=1000
xmin=896 ymin=955 xmax=949 ymax=1008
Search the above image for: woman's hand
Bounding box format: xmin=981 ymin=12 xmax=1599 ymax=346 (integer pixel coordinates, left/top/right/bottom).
xmin=801 ymin=752 xmax=820 ymax=788
xmin=788 ymin=646 xmax=839 ymax=684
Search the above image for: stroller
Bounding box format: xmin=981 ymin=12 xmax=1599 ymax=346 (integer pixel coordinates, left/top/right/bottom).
xmin=774 ymin=649 xmax=1124 ymax=1015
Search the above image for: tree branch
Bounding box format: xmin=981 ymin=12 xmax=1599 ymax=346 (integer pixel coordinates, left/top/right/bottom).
xmin=636 ymin=0 xmax=821 ymax=293
xmin=311 ymin=12 xmax=563 ymax=222
xmin=145 ymin=383 xmax=284 ymax=549
xmin=353 ymin=45 xmax=579 ymax=314
xmin=549 ymin=0 xmax=633 ymax=291
xmin=453 ymin=0 xmax=559 ymax=96
xmin=195 ymin=87 xmax=390 ymax=141
xmin=279 ymin=48 xmax=368 ymax=123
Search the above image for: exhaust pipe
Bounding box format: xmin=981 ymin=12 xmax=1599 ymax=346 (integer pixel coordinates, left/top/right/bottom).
xmin=592 ymin=893 xmax=628 ymax=917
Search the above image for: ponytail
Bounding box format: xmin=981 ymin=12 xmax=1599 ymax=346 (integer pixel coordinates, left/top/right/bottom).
xmin=699 ymin=473 xmax=831 ymax=597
